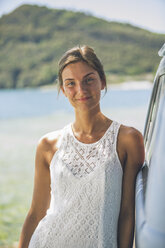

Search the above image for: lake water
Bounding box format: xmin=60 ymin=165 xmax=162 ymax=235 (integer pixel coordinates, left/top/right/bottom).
xmin=0 ymin=85 xmax=152 ymax=247
xmin=0 ymin=86 xmax=151 ymax=127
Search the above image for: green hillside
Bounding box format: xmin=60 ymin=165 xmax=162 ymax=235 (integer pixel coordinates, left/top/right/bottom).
xmin=0 ymin=4 xmax=164 ymax=88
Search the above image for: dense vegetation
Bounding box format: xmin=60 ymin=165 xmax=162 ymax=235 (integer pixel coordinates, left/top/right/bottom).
xmin=0 ymin=4 xmax=164 ymax=88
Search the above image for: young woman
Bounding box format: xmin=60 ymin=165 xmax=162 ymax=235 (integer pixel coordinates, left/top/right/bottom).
xmin=18 ymin=45 xmax=145 ymax=248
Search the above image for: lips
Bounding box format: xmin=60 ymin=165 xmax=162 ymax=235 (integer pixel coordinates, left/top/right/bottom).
xmin=77 ymin=96 xmax=92 ymax=101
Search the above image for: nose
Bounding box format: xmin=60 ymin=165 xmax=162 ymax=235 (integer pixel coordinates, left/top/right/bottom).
xmin=77 ymin=81 xmax=87 ymax=93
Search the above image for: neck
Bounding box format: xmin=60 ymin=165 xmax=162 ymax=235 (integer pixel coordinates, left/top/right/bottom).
xmin=73 ymin=106 xmax=108 ymax=135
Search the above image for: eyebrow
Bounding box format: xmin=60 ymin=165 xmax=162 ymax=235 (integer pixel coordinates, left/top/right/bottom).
xmin=64 ymin=72 xmax=95 ymax=82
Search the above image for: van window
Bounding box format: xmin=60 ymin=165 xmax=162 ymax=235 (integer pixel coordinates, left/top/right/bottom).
xmin=145 ymin=75 xmax=165 ymax=164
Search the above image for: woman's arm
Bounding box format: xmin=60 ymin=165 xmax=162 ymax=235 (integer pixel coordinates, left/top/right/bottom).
xmin=117 ymin=127 xmax=145 ymax=248
xmin=18 ymin=134 xmax=56 ymax=248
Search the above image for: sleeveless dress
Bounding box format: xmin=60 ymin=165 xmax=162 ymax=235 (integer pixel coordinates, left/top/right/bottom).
xmin=28 ymin=121 xmax=123 ymax=248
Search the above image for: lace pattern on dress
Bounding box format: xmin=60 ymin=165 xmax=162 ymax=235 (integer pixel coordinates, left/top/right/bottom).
xmin=62 ymin=121 xmax=116 ymax=178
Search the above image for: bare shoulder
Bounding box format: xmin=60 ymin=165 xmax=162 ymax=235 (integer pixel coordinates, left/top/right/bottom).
xmin=118 ymin=124 xmax=145 ymax=172
xmin=36 ymin=129 xmax=63 ymax=166
xmin=38 ymin=129 xmax=62 ymax=149
xmin=119 ymin=124 xmax=144 ymax=145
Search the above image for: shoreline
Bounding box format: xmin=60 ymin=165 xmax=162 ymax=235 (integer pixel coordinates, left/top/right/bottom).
xmin=39 ymin=80 xmax=153 ymax=91
xmin=108 ymin=80 xmax=153 ymax=90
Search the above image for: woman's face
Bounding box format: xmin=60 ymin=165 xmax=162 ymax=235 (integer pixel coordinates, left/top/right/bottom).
xmin=61 ymin=61 xmax=105 ymax=111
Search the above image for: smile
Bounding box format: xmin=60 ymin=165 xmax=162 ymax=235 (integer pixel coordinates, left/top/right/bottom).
xmin=77 ymin=96 xmax=92 ymax=101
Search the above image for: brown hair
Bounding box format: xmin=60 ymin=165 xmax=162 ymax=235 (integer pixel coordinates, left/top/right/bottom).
xmin=57 ymin=45 xmax=107 ymax=94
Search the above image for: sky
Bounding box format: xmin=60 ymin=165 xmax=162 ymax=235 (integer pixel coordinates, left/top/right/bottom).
xmin=0 ymin=0 xmax=165 ymax=34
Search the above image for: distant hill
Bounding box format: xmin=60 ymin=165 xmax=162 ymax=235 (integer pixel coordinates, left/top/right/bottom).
xmin=0 ymin=4 xmax=164 ymax=88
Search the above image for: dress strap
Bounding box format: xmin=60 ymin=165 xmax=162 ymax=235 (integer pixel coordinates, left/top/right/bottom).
xmin=112 ymin=121 xmax=121 ymax=150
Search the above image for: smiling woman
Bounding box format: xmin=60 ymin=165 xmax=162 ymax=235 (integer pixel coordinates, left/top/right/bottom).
xmin=18 ymin=45 xmax=145 ymax=248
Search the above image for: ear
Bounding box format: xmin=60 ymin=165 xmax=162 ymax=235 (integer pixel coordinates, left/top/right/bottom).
xmin=60 ymin=86 xmax=67 ymax=97
xmin=101 ymin=79 xmax=106 ymax=90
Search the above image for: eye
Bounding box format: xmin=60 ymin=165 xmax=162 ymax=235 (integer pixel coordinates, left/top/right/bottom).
xmin=85 ymin=77 xmax=94 ymax=84
xmin=66 ymin=81 xmax=75 ymax=87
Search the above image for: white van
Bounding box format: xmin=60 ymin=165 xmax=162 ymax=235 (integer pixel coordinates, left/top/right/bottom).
xmin=135 ymin=43 xmax=165 ymax=248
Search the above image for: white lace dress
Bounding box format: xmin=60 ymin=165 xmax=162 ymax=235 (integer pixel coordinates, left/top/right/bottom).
xmin=28 ymin=121 xmax=123 ymax=248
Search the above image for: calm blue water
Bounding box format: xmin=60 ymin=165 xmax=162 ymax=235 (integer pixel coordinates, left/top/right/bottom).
xmin=0 ymin=88 xmax=152 ymax=120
